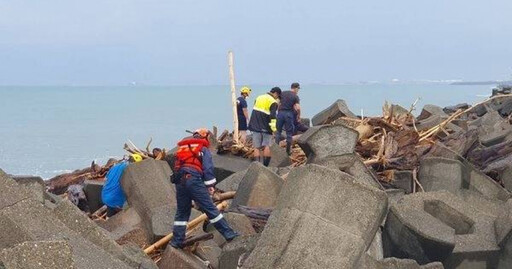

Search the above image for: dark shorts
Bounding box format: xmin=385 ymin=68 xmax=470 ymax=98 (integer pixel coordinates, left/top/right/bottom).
xmin=238 ymin=117 xmax=248 ymax=131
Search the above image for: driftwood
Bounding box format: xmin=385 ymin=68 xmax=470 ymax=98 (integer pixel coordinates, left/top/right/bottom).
xmin=182 ymin=233 xmax=214 ymax=248
xmin=212 ymin=191 xmax=236 ymax=202
xmin=236 ymin=205 xmax=273 ymax=233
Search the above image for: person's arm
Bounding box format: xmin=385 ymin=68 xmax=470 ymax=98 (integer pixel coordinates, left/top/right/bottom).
xmin=242 ymin=99 xmax=249 ymax=123
xmin=243 ymin=108 xmax=249 ymax=123
xmin=201 ymin=147 xmax=216 ymax=188
xmin=269 ymin=102 xmax=278 ymax=132
xmin=294 ymin=95 xmax=301 ymax=119
xmin=294 ymin=103 xmax=301 ymax=119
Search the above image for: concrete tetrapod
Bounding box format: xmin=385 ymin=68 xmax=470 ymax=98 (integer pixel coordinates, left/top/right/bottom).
xmin=0 ymin=240 xmax=75 ymax=269
xmin=297 ymin=124 xmax=359 ymax=163
xmin=418 ymin=157 xmax=511 ymax=202
xmin=242 ymin=164 xmax=388 ymax=269
xmin=312 ymin=153 xmax=383 ymax=190
xmin=311 ymin=99 xmax=356 ymax=126
xmin=231 ymin=162 xmax=284 ymax=209
xmin=121 ymin=159 xmax=175 ymax=242
xmin=384 ymin=191 xmax=500 ymax=268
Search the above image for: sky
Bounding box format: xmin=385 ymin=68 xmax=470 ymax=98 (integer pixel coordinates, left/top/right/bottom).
xmin=0 ymin=0 xmax=511 ymax=85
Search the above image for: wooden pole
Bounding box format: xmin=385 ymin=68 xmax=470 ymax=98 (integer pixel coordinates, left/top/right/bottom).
xmin=143 ymin=201 xmax=229 ymax=254
xmin=228 ymin=51 xmax=239 ymax=144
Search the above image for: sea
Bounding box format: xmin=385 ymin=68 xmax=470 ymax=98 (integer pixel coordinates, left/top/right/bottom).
xmin=0 ymin=83 xmax=494 ymax=179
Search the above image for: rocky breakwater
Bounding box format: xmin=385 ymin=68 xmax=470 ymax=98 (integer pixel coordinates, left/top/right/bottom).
xmin=3 ymin=90 xmax=512 ymax=269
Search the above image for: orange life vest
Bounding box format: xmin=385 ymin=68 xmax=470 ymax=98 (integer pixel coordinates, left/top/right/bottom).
xmin=174 ymin=138 xmax=210 ymax=173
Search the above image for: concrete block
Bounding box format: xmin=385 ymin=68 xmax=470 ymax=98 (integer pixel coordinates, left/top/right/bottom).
xmin=242 ymin=164 xmax=388 ymax=269
xmin=298 ymin=124 xmax=359 ymax=163
xmin=53 ymin=199 xmax=155 ymax=268
xmin=384 ymin=191 xmax=500 ymax=267
xmin=0 ymin=199 xmax=131 ymax=269
xmin=212 ymin=153 xmax=252 ymax=182
xmin=0 ymin=240 xmax=74 ymax=269
xmin=99 ymin=207 xmax=150 ymax=247
xmin=392 ymin=170 xmax=414 ymax=194
xmin=419 ymin=157 xmax=511 ymax=202
xmin=83 ymin=179 xmax=104 ymax=213
xmin=418 ymin=105 xmax=449 ymax=121
xmin=0 ymin=169 xmax=36 ymax=210
xmin=496 ymin=200 xmax=512 ymax=269
xmin=10 ymin=175 xmax=45 ymax=203
xmin=418 ymin=158 xmax=466 ymax=195
xmin=158 ymin=247 xmax=208 ymax=269
xmin=311 ymin=99 xmax=356 ymax=126
xmin=444 ymin=103 xmax=470 ymax=115
xmin=194 ymin=240 xmax=222 ymax=269
xmin=231 ymin=162 xmax=283 ymax=209
xmin=312 ymin=153 xmax=383 ymax=189
xmin=219 ymin=235 xmax=259 ymax=269
xmin=121 ymin=159 xmax=176 ymax=242
xmin=476 ymin=110 xmax=512 ymax=146
xmin=215 ymin=169 xmax=247 ymax=192
xmin=268 ymin=144 xmax=292 ymax=167
xmin=206 ymin=212 xmax=256 ymax=247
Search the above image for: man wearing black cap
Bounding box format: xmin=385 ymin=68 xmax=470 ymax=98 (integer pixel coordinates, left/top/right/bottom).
xmin=276 ymin=82 xmax=301 ymax=155
xmin=248 ymin=87 xmax=281 ymax=166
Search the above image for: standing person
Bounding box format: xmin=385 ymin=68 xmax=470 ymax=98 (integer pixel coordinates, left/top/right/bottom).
xmin=276 ymin=82 xmax=301 ymax=155
xmin=101 ymin=153 xmax=142 ymax=217
xmin=248 ymin=87 xmax=281 ymax=166
xmin=170 ymin=128 xmax=239 ymax=249
xmin=237 ymin=86 xmax=252 ymax=144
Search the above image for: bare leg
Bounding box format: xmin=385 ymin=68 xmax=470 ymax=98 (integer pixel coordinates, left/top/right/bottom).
xmin=239 ymin=131 xmax=247 ymax=145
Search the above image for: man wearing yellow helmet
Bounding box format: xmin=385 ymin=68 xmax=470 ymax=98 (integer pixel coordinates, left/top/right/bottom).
xmin=237 ymin=86 xmax=251 ymax=144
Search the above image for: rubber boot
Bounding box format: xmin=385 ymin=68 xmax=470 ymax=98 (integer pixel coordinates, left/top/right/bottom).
xmin=213 ymin=218 xmax=239 ymax=241
xmin=169 ymin=225 xmax=187 ymax=249
xmin=286 ymin=143 xmax=292 ymax=156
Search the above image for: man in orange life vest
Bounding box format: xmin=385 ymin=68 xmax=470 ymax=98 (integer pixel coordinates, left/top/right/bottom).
xmin=170 ymin=128 xmax=239 ymax=248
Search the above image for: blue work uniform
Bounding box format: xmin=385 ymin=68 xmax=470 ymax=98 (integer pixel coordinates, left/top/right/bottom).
xmin=276 ymin=91 xmax=300 ymax=154
xmin=237 ymin=96 xmax=248 ymax=131
xmin=101 ymin=161 xmax=128 ymax=208
xmin=170 ymin=147 xmax=238 ymax=248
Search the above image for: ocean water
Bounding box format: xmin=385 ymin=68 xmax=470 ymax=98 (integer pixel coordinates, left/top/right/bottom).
xmin=0 ymin=84 xmax=493 ymax=179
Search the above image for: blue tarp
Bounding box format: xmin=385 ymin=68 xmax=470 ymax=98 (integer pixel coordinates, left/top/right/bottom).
xmin=101 ymin=161 xmax=128 ymax=208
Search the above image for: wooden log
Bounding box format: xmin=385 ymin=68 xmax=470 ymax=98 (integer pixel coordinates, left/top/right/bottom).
xmin=181 ymin=233 xmax=214 ymax=248
xmin=212 ymin=191 xmax=236 ymax=202
xmin=228 ymin=51 xmax=239 ymax=144
xmin=91 ymin=205 xmax=107 ymax=218
xmin=144 ymin=201 xmax=228 ymax=254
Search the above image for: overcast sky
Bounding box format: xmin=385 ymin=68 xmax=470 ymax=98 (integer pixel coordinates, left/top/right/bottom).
xmin=1 ymin=0 xmax=511 ymax=85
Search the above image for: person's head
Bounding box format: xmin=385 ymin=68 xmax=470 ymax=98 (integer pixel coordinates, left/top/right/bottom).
xmin=269 ymin=87 xmax=282 ymax=99
xmin=291 ymin=82 xmax=300 ymax=93
xmin=129 ymin=153 xmax=143 ymax=163
xmin=152 ymin=147 xmax=162 ymax=157
xmin=193 ymin=128 xmax=210 ymax=140
xmin=240 ymin=86 xmax=252 ymax=98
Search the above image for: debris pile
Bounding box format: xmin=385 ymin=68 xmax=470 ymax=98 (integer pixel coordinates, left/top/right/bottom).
xmin=3 ymin=91 xmax=512 ymax=268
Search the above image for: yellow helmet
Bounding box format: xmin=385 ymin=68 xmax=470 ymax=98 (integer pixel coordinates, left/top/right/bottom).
xmin=130 ymin=153 xmax=143 ymax=163
xmin=240 ymin=86 xmax=252 ymax=95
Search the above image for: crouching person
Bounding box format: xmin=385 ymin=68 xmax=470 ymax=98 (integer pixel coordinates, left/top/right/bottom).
xmin=170 ymin=128 xmax=239 ymax=248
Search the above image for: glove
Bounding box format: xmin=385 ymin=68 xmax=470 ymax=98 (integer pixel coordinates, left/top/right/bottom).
xmin=269 ymin=119 xmax=277 ymax=133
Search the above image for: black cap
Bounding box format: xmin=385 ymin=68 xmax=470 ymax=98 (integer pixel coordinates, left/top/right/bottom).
xmin=291 ymin=82 xmax=300 ymax=89
xmin=270 ymin=87 xmax=282 ymax=96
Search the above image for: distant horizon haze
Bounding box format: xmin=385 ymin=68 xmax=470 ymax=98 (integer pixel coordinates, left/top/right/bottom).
xmin=1 ymin=1 xmax=512 ymax=85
